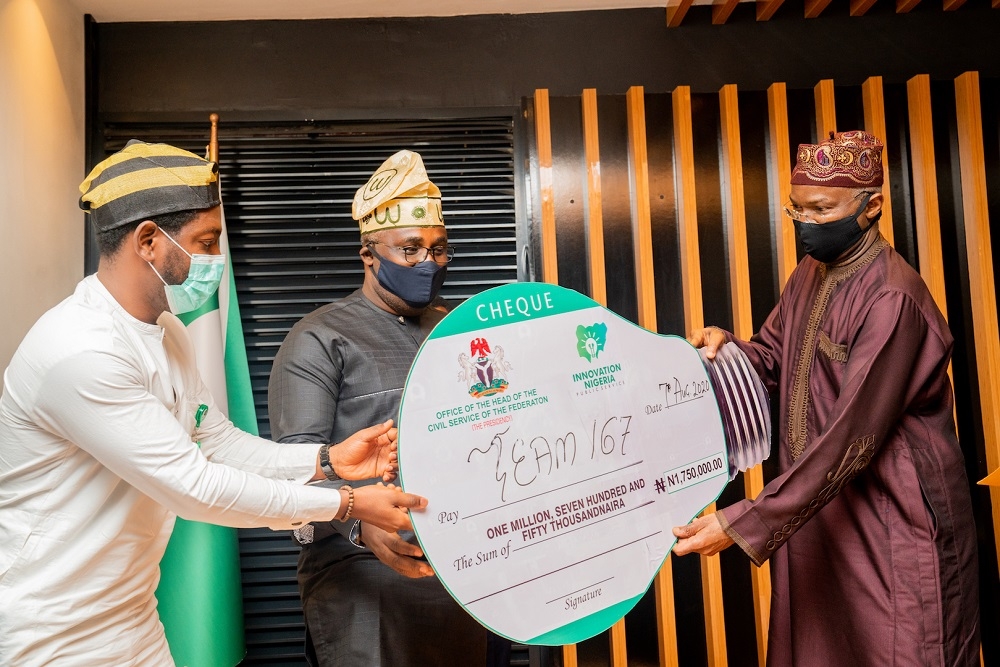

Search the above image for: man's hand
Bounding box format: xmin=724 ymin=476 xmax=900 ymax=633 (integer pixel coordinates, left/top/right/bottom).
xmin=361 ymin=523 xmax=435 ymax=579
xmin=349 ymin=484 xmax=426 ymax=534
xmin=687 ymin=326 xmax=727 ymax=360
xmin=326 ymin=419 xmax=399 ymax=481
xmin=672 ymin=513 xmax=734 ymax=557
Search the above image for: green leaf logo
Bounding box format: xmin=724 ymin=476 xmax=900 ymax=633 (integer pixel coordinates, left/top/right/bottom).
xmin=576 ymin=323 xmax=608 ymax=362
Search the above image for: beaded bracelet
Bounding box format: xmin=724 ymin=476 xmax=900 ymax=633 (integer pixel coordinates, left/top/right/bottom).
xmin=337 ymin=485 xmax=355 ymax=522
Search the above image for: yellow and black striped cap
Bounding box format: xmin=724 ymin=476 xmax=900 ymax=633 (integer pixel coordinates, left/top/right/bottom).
xmin=79 ymin=140 xmax=221 ymax=232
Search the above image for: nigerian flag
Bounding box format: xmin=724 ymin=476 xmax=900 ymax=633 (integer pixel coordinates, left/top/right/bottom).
xmin=156 ymin=197 xmax=250 ymax=666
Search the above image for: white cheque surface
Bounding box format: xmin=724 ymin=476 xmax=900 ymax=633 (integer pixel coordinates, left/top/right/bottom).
xmin=398 ymin=284 xmax=727 ymax=644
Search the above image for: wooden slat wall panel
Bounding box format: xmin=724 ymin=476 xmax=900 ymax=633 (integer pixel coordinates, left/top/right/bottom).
xmin=954 ymin=71 xmax=1000 ymax=572
xmin=862 ymin=76 xmax=895 ymax=245
xmin=720 ymin=84 xmax=772 ymax=667
xmin=528 ymin=73 xmax=1000 ymax=667
xmin=814 ymin=79 xmax=837 ymax=138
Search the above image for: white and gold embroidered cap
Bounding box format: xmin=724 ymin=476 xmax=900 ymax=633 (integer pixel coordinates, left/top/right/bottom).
xmin=352 ymin=150 xmax=444 ymax=235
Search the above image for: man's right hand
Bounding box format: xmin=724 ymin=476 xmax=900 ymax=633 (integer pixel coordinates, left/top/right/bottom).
xmin=360 ymin=523 xmax=435 ymax=578
xmin=349 ymin=484 xmax=426 ymax=534
xmin=687 ymin=326 xmax=728 ymax=360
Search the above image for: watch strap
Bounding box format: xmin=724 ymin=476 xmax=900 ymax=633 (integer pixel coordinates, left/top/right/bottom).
xmin=318 ymin=444 xmax=341 ymax=481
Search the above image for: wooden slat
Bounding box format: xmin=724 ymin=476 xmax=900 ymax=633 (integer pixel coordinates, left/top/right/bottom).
xmin=667 ymin=0 xmax=695 ymax=26
xmin=699 ymin=499 xmax=727 ymax=666
xmin=943 ymin=0 xmax=966 ymax=9
xmin=814 ymin=79 xmax=837 ymax=139
xmin=610 ymin=620 xmax=628 ymax=666
xmin=757 ymin=0 xmax=785 ymax=19
xmin=850 ymin=0 xmax=878 ymax=14
xmin=582 ymin=89 xmax=608 ymax=308
xmin=767 ymin=83 xmax=797 ymax=289
xmin=627 ymin=86 xmax=657 ymax=334
xmin=804 ymin=0 xmax=834 ymax=18
xmin=720 ymin=84 xmax=771 ymax=667
xmin=905 ymin=75 xmax=948 ymax=318
xmin=720 ymin=85 xmax=753 ymax=345
xmin=562 ymin=643 xmax=578 ymax=667
xmin=861 ymin=76 xmax=894 ymax=245
xmin=534 ymin=89 xmax=558 ymax=286
xmin=654 ymin=570 xmax=677 ymax=667
xmin=673 ymin=86 xmax=705 ymax=335
xmin=896 ymin=0 xmax=921 ymax=11
xmin=954 ymin=70 xmax=1000 ymax=572
xmin=713 ymin=0 xmax=742 ymax=24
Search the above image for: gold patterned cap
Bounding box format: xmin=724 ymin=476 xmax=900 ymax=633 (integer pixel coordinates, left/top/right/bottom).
xmin=79 ymin=140 xmax=220 ymax=232
xmin=791 ymin=130 xmax=884 ymax=188
xmin=352 ymin=150 xmax=444 ymax=235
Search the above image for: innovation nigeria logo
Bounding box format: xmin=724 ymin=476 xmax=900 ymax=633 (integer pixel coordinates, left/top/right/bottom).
xmin=576 ymin=323 xmax=608 ymax=363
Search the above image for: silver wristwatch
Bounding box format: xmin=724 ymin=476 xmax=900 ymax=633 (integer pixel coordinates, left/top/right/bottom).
xmin=348 ymin=520 xmax=364 ymax=548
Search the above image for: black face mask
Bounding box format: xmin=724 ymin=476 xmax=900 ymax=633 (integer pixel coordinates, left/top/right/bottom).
xmin=369 ymin=246 xmax=447 ymax=309
xmin=793 ymin=193 xmax=878 ymax=263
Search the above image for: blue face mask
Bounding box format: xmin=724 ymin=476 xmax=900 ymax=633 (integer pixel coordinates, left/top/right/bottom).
xmin=147 ymin=230 xmax=226 ymax=314
xmin=369 ymin=246 xmax=447 ymax=309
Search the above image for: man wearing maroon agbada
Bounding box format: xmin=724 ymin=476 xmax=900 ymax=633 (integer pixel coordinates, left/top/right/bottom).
xmin=674 ymin=131 xmax=980 ymax=666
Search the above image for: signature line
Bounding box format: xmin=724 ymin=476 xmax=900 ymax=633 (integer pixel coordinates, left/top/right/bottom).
xmin=545 ymin=577 xmax=615 ymax=605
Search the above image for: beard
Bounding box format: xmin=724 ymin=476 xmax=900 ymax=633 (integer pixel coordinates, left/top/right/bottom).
xmin=148 ymin=242 xmax=191 ymax=314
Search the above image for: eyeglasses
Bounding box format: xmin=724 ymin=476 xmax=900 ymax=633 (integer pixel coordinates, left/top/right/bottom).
xmin=366 ymin=241 xmax=456 ymax=265
xmin=783 ymin=191 xmax=872 ymax=225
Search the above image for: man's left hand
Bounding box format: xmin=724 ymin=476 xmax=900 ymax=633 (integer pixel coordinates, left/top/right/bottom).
xmin=327 ymin=419 xmax=399 ymax=481
xmin=672 ymin=513 xmax=734 ymax=557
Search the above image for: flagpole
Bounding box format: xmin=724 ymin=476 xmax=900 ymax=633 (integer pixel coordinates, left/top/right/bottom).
xmin=209 ymin=113 xmax=219 ymax=163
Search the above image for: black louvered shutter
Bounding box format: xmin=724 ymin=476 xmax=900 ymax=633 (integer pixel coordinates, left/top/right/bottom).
xmin=99 ymin=117 xmax=525 ymax=665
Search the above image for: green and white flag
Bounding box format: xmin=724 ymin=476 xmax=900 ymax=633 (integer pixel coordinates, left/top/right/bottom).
xmin=156 ymin=192 xmax=250 ymax=667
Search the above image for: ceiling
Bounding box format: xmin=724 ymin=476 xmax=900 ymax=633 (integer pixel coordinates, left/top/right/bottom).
xmin=70 ymin=0 xmax=689 ymax=23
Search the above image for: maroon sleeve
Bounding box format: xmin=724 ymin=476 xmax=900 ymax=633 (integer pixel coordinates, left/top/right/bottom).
xmin=717 ymin=291 xmax=942 ymax=566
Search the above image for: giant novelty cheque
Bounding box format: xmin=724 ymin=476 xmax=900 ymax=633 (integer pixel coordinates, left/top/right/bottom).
xmin=398 ymin=283 xmax=770 ymax=645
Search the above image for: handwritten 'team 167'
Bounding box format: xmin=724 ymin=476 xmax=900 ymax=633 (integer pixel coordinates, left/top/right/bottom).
xmin=466 ymin=415 xmax=633 ymax=503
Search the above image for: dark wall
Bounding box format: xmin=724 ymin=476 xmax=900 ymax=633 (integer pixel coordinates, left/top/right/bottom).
xmin=94 ymin=3 xmax=1000 ymax=120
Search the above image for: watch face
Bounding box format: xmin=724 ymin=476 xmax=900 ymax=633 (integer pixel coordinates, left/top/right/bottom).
xmin=349 ymin=520 xmax=364 ymax=547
